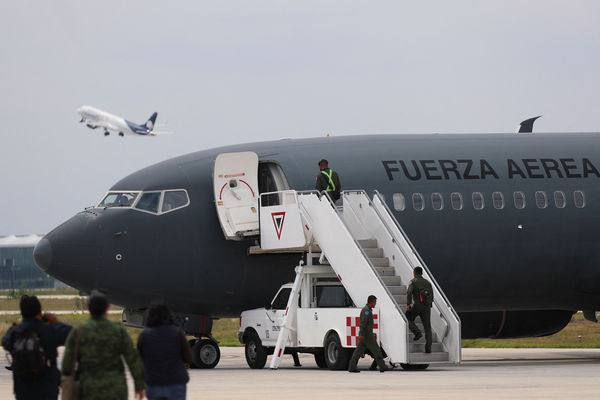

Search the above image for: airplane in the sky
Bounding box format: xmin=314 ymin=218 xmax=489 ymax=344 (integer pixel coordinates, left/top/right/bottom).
xmin=33 ymin=129 xmax=600 ymax=369
xmin=76 ymin=105 xmax=170 ymax=137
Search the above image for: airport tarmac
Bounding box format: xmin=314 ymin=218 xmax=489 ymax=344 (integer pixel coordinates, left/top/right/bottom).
xmin=1 ymin=347 xmax=600 ymax=399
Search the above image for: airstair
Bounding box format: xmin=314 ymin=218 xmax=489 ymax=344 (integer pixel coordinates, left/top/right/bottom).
xmin=257 ymin=190 xmax=461 ymax=368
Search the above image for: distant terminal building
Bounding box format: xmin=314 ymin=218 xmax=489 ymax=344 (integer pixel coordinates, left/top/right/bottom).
xmin=0 ymin=234 xmax=67 ymax=289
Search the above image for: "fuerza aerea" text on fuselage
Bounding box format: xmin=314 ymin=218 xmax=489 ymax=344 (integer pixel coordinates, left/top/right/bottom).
xmin=381 ymin=158 xmax=600 ymax=181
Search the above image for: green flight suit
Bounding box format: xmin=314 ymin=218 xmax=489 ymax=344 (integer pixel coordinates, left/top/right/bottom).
xmin=407 ymin=275 xmax=434 ymax=352
xmin=62 ymin=317 xmax=144 ymax=400
xmin=315 ymin=167 xmax=341 ymax=202
xmin=348 ymin=304 xmax=386 ymax=371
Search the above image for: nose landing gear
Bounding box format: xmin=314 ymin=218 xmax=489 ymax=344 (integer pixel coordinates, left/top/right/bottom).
xmin=189 ymin=338 xmax=221 ymax=369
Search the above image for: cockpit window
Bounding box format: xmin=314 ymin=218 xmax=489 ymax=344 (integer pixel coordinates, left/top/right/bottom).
xmin=162 ymin=190 xmax=189 ymax=213
xmin=136 ymin=192 xmax=161 ymax=214
xmin=98 ymin=192 xmax=139 ymax=208
xmin=98 ymin=189 xmax=189 ymax=215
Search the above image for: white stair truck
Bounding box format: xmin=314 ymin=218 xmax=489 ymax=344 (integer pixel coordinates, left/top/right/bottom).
xmin=237 ymin=188 xmax=461 ymax=370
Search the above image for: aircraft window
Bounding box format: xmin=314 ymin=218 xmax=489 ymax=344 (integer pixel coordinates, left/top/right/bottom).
xmin=135 ymin=192 xmax=161 ymax=214
xmin=535 ymin=191 xmax=548 ymax=209
xmin=412 ymin=193 xmax=425 ymax=211
xmin=271 ymin=288 xmax=291 ymax=310
xmin=450 ymin=192 xmax=463 ymax=211
xmin=162 ymin=190 xmax=190 ymax=213
xmin=492 ymin=192 xmax=504 ymax=210
xmin=472 ymin=192 xmax=484 ymax=210
xmin=393 ymin=193 xmax=405 ymax=211
xmin=554 ymin=191 xmax=566 ymax=209
xmin=574 ymin=190 xmax=585 ymax=208
xmin=431 ymin=193 xmax=444 ymax=211
xmin=99 ymin=192 xmax=139 ymax=208
xmin=513 ymin=191 xmax=526 ymax=209
xmin=316 ymin=285 xmax=353 ymax=308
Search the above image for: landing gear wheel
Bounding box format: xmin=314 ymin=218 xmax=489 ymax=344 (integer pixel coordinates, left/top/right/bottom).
xmin=400 ymin=363 xmax=429 ymax=370
xmin=188 ymin=339 xmax=198 ymax=368
xmin=192 ymin=339 xmax=220 ymax=369
xmin=324 ymin=333 xmax=350 ymax=370
xmin=244 ymin=333 xmax=267 ymax=369
xmin=118 ymin=132 xmax=124 ymax=137
xmin=104 ymin=131 xmax=110 ymax=136
xmin=314 ymin=351 xmax=327 ymax=368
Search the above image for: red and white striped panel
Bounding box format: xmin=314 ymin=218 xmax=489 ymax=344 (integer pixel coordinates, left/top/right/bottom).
xmin=345 ymin=314 xmax=378 ymax=346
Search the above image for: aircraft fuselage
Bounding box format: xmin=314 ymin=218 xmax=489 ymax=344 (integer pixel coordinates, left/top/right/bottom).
xmin=35 ymin=134 xmax=600 ymax=327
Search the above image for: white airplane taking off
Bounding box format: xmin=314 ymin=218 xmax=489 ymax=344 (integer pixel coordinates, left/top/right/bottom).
xmin=77 ymin=105 xmax=171 ymax=137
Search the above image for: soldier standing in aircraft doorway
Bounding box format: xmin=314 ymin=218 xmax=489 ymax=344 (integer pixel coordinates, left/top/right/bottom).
xmin=315 ymin=159 xmax=341 ymax=202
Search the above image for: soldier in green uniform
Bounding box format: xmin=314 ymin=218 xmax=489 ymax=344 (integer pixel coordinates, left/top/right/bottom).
xmin=315 ymin=159 xmax=341 ymax=202
xmin=348 ymin=295 xmax=387 ymax=373
xmin=406 ymin=266 xmax=434 ymax=353
xmin=62 ymin=291 xmax=145 ymax=400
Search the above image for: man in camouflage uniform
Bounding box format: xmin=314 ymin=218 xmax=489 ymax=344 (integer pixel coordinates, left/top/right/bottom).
xmin=62 ymin=291 xmax=144 ymax=400
xmin=348 ymin=295 xmax=387 ymax=373
xmin=406 ymin=266 xmax=434 ymax=353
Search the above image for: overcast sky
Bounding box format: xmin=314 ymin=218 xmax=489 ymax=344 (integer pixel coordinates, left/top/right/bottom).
xmin=2 ymin=1 xmax=600 ymax=235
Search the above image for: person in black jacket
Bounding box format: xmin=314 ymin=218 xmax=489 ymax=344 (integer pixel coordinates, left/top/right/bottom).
xmin=137 ymin=300 xmax=192 ymax=400
xmin=2 ymin=295 xmax=72 ymax=400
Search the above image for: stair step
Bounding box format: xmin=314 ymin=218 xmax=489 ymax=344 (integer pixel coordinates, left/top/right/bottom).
xmin=357 ymin=239 xmax=377 ymax=248
xmin=409 ymin=342 xmax=443 ymax=353
xmin=369 ymin=257 xmax=390 ymax=267
xmin=392 ymin=294 xmax=407 ymax=304
xmin=363 ymin=247 xmax=383 ymax=257
xmin=387 ymin=286 xmax=407 ymax=295
xmin=408 ymin=352 xmax=449 ymax=363
xmin=376 ymin=267 xmax=395 ymax=276
xmin=409 ymin=331 xmax=439 ymax=342
xmin=381 ymin=276 xmax=402 ymax=286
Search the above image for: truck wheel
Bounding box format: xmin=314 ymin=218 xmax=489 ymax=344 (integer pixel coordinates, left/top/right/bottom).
xmin=400 ymin=363 xmax=429 ymax=370
xmin=314 ymin=351 xmax=327 ymax=368
xmin=245 ymin=333 xmax=267 ymax=369
xmin=192 ymin=339 xmax=220 ymax=369
xmin=324 ymin=333 xmax=350 ymax=370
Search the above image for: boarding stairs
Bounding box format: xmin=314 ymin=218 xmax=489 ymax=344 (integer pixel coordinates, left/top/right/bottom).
xmin=258 ymin=190 xmax=461 ymax=369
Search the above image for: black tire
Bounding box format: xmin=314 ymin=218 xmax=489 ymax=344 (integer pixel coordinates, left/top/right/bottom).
xmin=314 ymin=351 xmax=327 ymax=368
xmin=400 ymin=363 xmax=429 ymax=370
xmin=192 ymin=339 xmax=220 ymax=369
xmin=188 ymin=339 xmax=199 ymax=368
xmin=324 ymin=333 xmax=350 ymax=370
xmin=244 ymin=333 xmax=267 ymax=369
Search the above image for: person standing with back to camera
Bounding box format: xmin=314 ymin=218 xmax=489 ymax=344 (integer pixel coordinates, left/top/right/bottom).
xmin=61 ymin=290 xmax=145 ymax=400
xmin=137 ymin=300 xmax=192 ymax=400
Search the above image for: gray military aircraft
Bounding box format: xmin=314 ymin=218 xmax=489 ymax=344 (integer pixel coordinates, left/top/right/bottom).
xmin=33 ymin=132 xmax=600 ymax=367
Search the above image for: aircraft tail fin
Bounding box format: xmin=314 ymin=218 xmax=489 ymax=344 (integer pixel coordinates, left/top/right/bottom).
xmin=516 ymin=115 xmax=542 ymax=133
xmin=145 ymin=112 xmax=158 ymax=130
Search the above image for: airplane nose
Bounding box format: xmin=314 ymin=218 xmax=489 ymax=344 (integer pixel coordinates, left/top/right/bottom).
xmin=34 ymin=238 xmax=53 ymax=272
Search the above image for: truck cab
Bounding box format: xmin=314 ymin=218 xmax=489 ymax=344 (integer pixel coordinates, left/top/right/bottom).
xmin=239 ymin=276 xmax=379 ymax=370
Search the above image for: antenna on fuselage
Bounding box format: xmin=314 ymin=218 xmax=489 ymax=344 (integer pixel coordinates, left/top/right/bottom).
xmin=516 ymin=115 xmax=542 ymax=133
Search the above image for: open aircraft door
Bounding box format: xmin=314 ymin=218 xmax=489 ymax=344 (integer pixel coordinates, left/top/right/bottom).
xmin=214 ymin=152 xmax=260 ymax=240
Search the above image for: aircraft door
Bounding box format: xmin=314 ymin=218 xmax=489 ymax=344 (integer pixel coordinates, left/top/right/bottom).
xmin=214 ymin=152 xmax=260 ymax=240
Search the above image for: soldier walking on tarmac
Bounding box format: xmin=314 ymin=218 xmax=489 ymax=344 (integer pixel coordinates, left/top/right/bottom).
xmin=315 ymin=159 xmax=341 ymax=202
xmin=348 ymin=295 xmax=387 ymax=373
xmin=406 ymin=266 xmax=434 ymax=353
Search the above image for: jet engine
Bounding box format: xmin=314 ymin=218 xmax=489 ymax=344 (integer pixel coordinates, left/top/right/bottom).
xmin=459 ymin=310 xmax=575 ymax=339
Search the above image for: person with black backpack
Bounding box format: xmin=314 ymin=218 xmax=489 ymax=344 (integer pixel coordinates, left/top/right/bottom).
xmin=2 ymin=295 xmax=72 ymax=400
xmin=406 ymin=266 xmax=434 ymax=353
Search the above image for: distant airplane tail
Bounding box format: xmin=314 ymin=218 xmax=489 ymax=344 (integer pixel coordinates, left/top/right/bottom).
xmin=145 ymin=112 xmax=158 ymax=130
